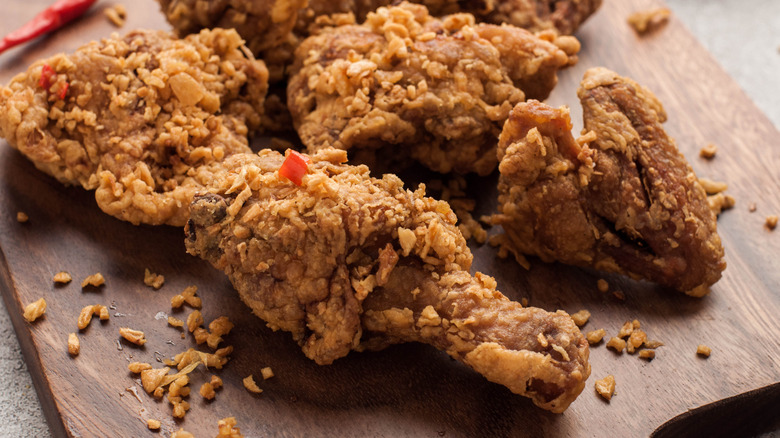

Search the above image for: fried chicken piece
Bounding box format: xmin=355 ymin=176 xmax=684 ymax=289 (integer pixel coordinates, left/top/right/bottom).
xmin=0 ymin=29 xmax=268 ymax=226
xmin=288 ymin=3 xmax=579 ymax=175
xmin=184 ymin=148 xmax=590 ymax=412
xmin=493 ymin=68 xmax=725 ymax=294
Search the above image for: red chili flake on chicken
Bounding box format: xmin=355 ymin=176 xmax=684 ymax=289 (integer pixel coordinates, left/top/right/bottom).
xmin=39 ymin=64 xmax=55 ymax=90
xmin=278 ymin=150 xmax=311 ymax=186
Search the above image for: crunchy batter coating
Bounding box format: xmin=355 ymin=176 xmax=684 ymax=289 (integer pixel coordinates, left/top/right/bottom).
xmin=0 ymin=29 xmax=268 ymax=226
xmin=184 ymin=148 xmax=589 ymax=412
xmin=493 ymin=68 xmax=725 ymax=294
xmin=288 ymin=3 xmax=579 ymax=175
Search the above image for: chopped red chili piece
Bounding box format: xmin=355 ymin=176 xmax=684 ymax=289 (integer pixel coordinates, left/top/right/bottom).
xmin=58 ymin=82 xmax=69 ymax=99
xmin=0 ymin=0 xmax=98 ymax=55
xmin=39 ymin=64 xmax=55 ymax=90
xmin=278 ymin=150 xmax=311 ymax=186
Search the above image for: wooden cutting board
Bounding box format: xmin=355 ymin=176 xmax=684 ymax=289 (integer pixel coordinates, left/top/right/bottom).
xmin=1 ymin=0 xmax=779 ymax=437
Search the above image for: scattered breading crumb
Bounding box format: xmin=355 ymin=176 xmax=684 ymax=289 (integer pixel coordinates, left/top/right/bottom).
xmin=766 ymin=215 xmax=778 ymax=230
xmin=200 ymin=382 xmax=216 ymax=400
xmin=617 ymin=321 xmax=634 ymax=338
xmin=595 ymin=375 xmax=616 ymax=401
xmin=627 ymin=8 xmax=671 ymax=35
xmin=708 ymin=193 xmax=736 ymax=216
xmin=261 ymin=367 xmax=274 ymax=380
xmin=128 ymin=362 xmax=153 ymax=373
xmin=699 ymin=143 xmax=718 ymax=159
xmin=119 ymin=327 xmax=147 ymax=345
xmin=639 ymin=350 xmax=655 ymax=360
xmin=243 ymin=375 xmax=263 ymax=394
xmin=23 ymin=298 xmax=46 ymax=322
xmin=597 ymin=279 xmax=609 ymax=293
xmin=521 ymin=297 xmax=528 ymax=307
xmin=68 ymin=333 xmax=80 ymax=356
xmin=570 ymin=310 xmax=591 ymax=327
xmin=53 ymin=271 xmax=72 ymax=284
xmin=210 ymin=375 xmax=223 ymax=389
xmin=81 ymin=273 xmax=105 ymax=288
xmin=644 ymin=340 xmax=664 ymax=349
xmin=586 ymin=329 xmax=606 ymax=345
xmin=16 ymin=212 xmax=29 ymax=223
xmin=749 ymin=203 xmax=757 ymax=213
xmin=217 ymin=417 xmax=245 ymax=438
xmin=606 ymin=337 xmax=626 ymax=353
xmin=612 ymin=290 xmax=625 ymax=300
xmin=698 ymin=178 xmax=728 ymax=195
xmin=206 ymin=316 xmax=234 ymax=349
xmin=186 ymin=310 xmax=203 ymax=333
xmin=171 ymin=429 xmax=194 ymax=438
xmin=144 ymin=269 xmax=165 ymax=289
xmin=147 ymin=419 xmax=161 ymax=430
xmin=696 ymin=344 xmax=712 ymax=357
xmin=78 ymin=305 xmax=109 ymax=330
xmin=104 ymin=4 xmax=127 ymax=27
xmin=168 ymin=316 xmax=184 ymax=328
xmin=172 ymin=285 xmax=201 ymax=309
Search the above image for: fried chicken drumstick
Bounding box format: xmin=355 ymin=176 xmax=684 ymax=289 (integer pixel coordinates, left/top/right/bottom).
xmin=184 ymin=148 xmax=590 ymax=412
xmin=288 ymin=3 xmax=579 ymax=175
xmin=493 ymin=68 xmax=726 ymax=294
xmin=0 ymin=29 xmax=268 ymax=226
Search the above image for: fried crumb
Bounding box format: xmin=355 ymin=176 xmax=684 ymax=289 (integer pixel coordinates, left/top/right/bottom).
xmin=698 ymin=178 xmax=728 ymax=195
xmin=171 ymin=429 xmax=194 ymax=438
xmin=144 ymin=269 xmax=165 ymax=289
xmin=699 ymin=144 xmax=717 ymax=159
xmin=78 ymin=305 xmax=108 ymax=329
xmin=612 ymin=290 xmax=625 ymax=300
xmin=696 ymin=344 xmax=712 ymax=357
xmin=595 ymin=375 xmax=616 ymax=401
xmin=210 ymin=375 xmax=223 ymax=389
xmin=570 ymin=310 xmax=591 ymax=327
xmin=16 ymin=211 xmax=29 ymax=223
xmin=128 ymin=362 xmax=153 ymax=373
xmin=606 ymin=337 xmax=626 ymax=353
xmin=81 ymin=273 xmax=105 ymax=288
xmin=172 ymin=286 xmax=201 ymax=309
xmin=586 ymin=329 xmax=606 ymax=345
xmin=119 ymin=327 xmax=147 ymax=345
xmin=644 ymin=340 xmax=664 ymax=349
xmin=186 ymin=310 xmax=203 ymax=333
xmin=68 ymin=333 xmax=80 ymax=356
xmin=200 ymin=382 xmax=216 ymax=400
xmin=618 ymin=321 xmax=634 ymax=339
xmin=243 ymin=375 xmax=263 ymax=394
xmin=766 ymin=215 xmax=778 ymax=230
xmin=627 ymin=8 xmax=671 ymax=35
xmin=217 ymin=417 xmax=245 ymax=438
xmin=596 ymin=279 xmax=608 ymax=293
xmin=639 ymin=350 xmax=655 ymax=360
xmin=168 ymin=316 xmax=184 ymax=328
xmin=749 ymin=203 xmax=757 ymax=213
xmin=53 ymin=271 xmax=72 ymax=284
xmin=147 ymin=419 xmax=161 ymax=430
xmin=23 ymin=298 xmax=46 ymax=322
xmin=206 ymin=316 xmax=234 ymax=349
xmin=521 ymin=297 xmax=529 ymax=307
xmin=708 ymin=193 xmax=736 ymax=216
xmin=629 ymin=330 xmax=647 ymax=349
xmin=104 ymin=4 xmax=127 ymax=27
xmin=261 ymin=366 xmax=274 ymax=380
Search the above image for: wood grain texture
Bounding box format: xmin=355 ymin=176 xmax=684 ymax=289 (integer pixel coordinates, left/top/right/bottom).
xmin=0 ymin=0 xmax=779 ymax=437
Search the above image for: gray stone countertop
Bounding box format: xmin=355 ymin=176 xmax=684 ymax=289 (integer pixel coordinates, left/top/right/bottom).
xmin=0 ymin=1 xmax=778 ymax=436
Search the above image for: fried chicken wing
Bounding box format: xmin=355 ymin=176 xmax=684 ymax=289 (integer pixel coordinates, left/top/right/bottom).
xmin=493 ymin=68 xmax=725 ymax=294
xmin=288 ymin=3 xmax=579 ymax=175
xmin=184 ymin=148 xmax=589 ymax=412
xmin=0 ymin=29 xmax=268 ymax=226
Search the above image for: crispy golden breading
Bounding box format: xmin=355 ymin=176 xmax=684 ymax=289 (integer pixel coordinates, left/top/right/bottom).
xmin=493 ymin=68 xmax=726 ymax=293
xmin=184 ymin=148 xmax=589 ymax=412
xmin=288 ymin=3 xmax=578 ymax=175
xmin=0 ymin=29 xmax=268 ymax=226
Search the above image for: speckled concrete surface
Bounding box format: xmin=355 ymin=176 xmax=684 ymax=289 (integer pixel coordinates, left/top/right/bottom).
xmin=0 ymin=1 xmax=777 ymax=436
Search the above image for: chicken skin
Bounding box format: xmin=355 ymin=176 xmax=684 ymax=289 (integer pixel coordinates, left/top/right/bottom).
xmin=184 ymin=148 xmax=590 ymax=412
xmin=288 ymin=3 xmax=579 ymax=175
xmin=493 ymin=68 xmax=725 ymax=295
xmin=0 ymin=29 xmax=268 ymax=226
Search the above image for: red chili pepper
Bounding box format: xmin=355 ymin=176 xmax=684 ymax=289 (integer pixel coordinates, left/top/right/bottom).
xmin=278 ymin=150 xmax=311 ymax=186
xmin=39 ymin=64 xmax=55 ymax=90
xmin=0 ymin=0 xmax=99 ymax=55
xmin=58 ymin=82 xmax=69 ymax=99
